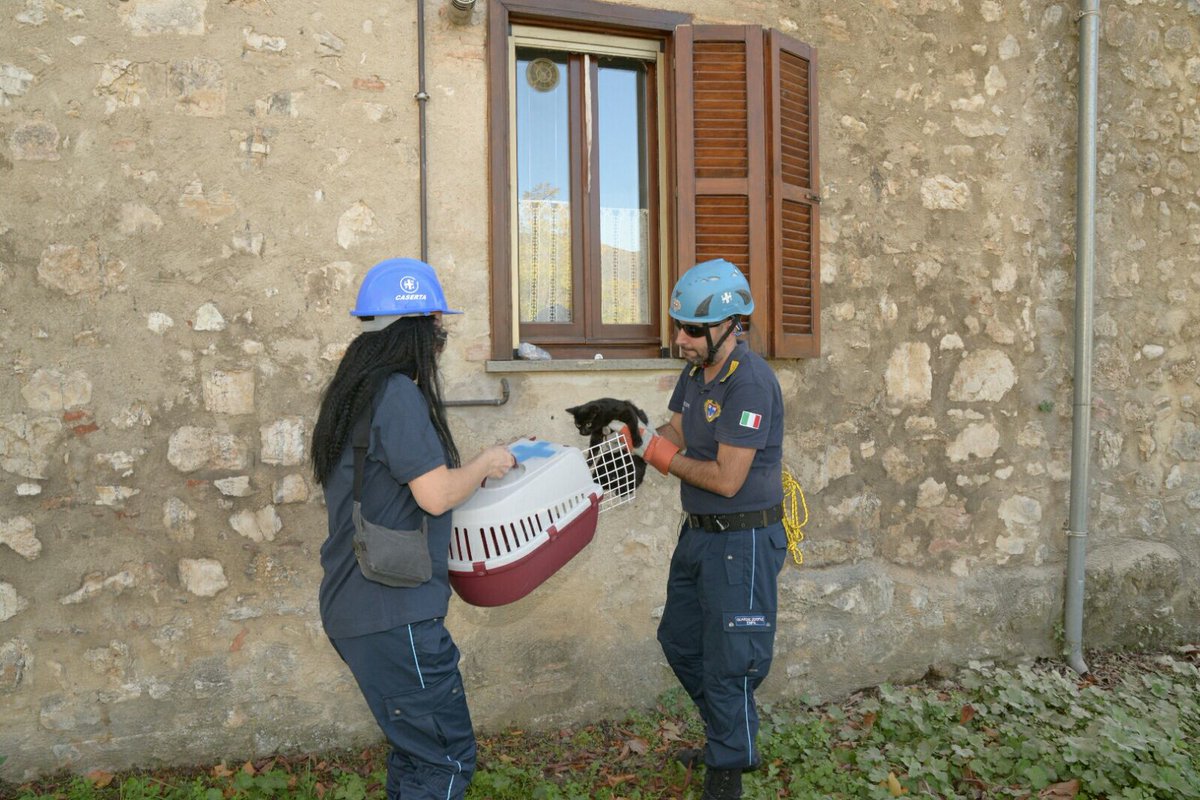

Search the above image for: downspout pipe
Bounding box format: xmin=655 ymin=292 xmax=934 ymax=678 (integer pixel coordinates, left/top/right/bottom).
xmin=1065 ymin=0 xmax=1100 ymax=677
xmin=416 ymin=0 xmax=431 ymax=262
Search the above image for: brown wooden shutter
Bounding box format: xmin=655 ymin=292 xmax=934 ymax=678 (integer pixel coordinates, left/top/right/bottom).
xmin=674 ymin=25 xmax=820 ymax=358
xmin=673 ymin=25 xmax=769 ymax=355
xmin=766 ymin=30 xmax=820 ymax=358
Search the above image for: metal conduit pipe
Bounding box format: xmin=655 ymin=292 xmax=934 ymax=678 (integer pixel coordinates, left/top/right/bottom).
xmin=1065 ymin=0 xmax=1100 ymax=677
xmin=415 ymin=0 xmax=431 ymax=262
xmin=448 ymin=0 xmax=476 ymax=27
xmin=444 ymin=378 xmax=511 ymax=407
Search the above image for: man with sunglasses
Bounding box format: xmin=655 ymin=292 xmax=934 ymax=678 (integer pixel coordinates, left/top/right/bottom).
xmin=623 ymin=258 xmax=786 ymax=800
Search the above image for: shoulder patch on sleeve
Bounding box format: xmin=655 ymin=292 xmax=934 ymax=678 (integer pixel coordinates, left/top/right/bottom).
xmin=738 ymin=410 xmax=762 ymax=430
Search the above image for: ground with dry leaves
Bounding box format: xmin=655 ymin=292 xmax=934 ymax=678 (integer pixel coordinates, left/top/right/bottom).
xmin=5 ymin=647 xmax=1198 ymax=800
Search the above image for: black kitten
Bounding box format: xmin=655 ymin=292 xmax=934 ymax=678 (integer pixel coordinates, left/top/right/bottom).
xmin=566 ymin=398 xmax=648 ymax=495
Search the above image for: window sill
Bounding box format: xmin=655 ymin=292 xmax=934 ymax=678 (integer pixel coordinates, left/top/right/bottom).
xmin=485 ymin=358 xmax=681 ymax=373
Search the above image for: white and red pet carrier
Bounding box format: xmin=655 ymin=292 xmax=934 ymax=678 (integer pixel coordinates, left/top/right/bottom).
xmin=448 ymin=436 xmax=635 ymax=607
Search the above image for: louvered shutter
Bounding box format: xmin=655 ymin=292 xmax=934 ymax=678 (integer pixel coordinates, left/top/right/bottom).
xmin=767 ymin=30 xmax=820 ymax=358
xmin=674 ymin=25 xmax=820 ymax=358
xmin=673 ymin=25 xmax=769 ymax=354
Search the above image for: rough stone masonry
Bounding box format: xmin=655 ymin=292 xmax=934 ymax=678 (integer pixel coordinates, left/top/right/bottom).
xmin=1 ymin=0 xmax=1199 ymax=782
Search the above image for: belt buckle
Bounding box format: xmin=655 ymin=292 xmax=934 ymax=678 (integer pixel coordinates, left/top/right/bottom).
xmin=713 ymin=516 xmax=729 ymax=532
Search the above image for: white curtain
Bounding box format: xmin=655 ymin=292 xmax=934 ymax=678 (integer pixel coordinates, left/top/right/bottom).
xmin=519 ymin=199 xmax=572 ymax=323
xmin=518 ymin=200 xmax=649 ymax=325
xmin=599 ymin=205 xmax=649 ymax=325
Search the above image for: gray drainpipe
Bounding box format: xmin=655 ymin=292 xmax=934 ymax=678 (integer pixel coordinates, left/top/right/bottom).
xmin=415 ymin=1 xmax=478 ymax=258
xmin=415 ymin=0 xmax=431 ymax=262
xmin=1065 ymin=0 xmax=1100 ymax=677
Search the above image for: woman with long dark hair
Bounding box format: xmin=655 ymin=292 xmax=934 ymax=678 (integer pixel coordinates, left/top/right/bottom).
xmin=312 ymin=258 xmax=514 ymax=800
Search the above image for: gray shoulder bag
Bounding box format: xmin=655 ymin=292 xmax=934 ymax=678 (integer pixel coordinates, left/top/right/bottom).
xmin=351 ymin=409 xmax=433 ymax=587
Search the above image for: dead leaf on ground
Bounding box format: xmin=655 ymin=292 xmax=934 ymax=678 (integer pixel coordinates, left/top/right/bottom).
xmin=960 ymin=704 xmax=977 ymax=724
xmin=85 ymin=770 xmax=114 ymax=788
xmin=1039 ymin=779 xmax=1081 ymax=798
xmin=658 ymin=720 xmax=684 ymax=741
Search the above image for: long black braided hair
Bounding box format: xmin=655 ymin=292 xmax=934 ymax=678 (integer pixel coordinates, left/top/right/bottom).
xmin=311 ymin=315 xmax=459 ymax=487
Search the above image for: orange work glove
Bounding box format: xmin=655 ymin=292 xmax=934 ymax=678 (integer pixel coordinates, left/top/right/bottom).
xmin=619 ymin=422 xmax=679 ymax=475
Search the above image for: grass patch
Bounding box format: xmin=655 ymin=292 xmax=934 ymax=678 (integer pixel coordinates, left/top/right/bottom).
xmin=5 ymin=649 xmax=1197 ymax=799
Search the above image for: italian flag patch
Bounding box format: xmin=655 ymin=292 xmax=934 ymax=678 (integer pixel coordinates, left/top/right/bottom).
xmin=739 ymin=411 xmax=763 ymax=430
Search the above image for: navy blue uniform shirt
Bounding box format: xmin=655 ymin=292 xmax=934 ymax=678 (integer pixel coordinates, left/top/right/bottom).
xmin=319 ymin=374 xmax=453 ymax=639
xmin=668 ymin=340 xmax=784 ymax=515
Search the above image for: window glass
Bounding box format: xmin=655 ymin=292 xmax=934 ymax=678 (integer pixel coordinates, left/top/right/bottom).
xmin=597 ymin=58 xmax=650 ymax=325
xmin=498 ymin=18 xmax=669 ymax=358
xmin=515 ymin=50 xmax=572 ymax=324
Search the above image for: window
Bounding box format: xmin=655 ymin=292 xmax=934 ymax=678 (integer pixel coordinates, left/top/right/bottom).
xmin=510 ymin=28 xmax=663 ymax=355
xmin=488 ymin=0 xmax=820 ymax=360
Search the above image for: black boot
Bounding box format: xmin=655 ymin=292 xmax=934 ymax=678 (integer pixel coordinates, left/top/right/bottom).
xmin=674 ymin=747 xmax=703 ymax=769
xmin=701 ymin=767 xmax=742 ymax=800
xmin=676 ymin=747 xmax=759 ymax=773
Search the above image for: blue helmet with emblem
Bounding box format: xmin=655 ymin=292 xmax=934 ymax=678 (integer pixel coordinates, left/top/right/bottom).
xmin=668 ymin=259 xmax=754 ymax=324
xmin=351 ymin=258 xmax=462 ymax=331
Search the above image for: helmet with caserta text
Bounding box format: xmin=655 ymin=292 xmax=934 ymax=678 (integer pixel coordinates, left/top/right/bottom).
xmin=350 ymin=258 xmax=462 ymax=331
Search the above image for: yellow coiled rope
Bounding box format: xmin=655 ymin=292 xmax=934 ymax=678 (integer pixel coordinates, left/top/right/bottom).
xmin=782 ymin=469 xmax=808 ymax=565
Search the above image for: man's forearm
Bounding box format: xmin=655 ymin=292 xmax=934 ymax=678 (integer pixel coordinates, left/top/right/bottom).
xmin=668 ymin=453 xmax=749 ymax=498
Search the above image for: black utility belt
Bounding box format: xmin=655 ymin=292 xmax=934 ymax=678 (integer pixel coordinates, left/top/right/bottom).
xmin=686 ymin=504 xmax=783 ymax=532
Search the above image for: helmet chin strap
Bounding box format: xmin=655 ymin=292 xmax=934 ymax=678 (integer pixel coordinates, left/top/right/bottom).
xmin=702 ymin=319 xmax=738 ymax=366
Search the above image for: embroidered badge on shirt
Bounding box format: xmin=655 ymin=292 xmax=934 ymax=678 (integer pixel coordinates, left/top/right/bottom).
xmin=704 ymin=399 xmax=721 ymax=422
xmin=739 ymin=410 xmax=763 ymax=430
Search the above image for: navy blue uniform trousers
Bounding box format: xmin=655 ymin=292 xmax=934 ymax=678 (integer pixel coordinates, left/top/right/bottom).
xmin=657 ymin=521 xmax=788 ymax=771
xmin=331 ymin=618 xmax=475 ymax=800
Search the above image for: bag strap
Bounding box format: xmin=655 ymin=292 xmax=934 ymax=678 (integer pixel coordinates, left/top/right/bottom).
xmin=352 ymin=407 xmax=371 ymax=503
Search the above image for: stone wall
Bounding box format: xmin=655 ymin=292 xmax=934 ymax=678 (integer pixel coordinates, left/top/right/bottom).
xmin=2 ymin=0 xmax=1199 ymax=781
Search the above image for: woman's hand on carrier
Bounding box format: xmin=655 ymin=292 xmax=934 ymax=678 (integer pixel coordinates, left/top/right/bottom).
xmin=477 ymin=445 xmax=517 ymax=480
xmin=411 ymin=447 xmax=517 ymax=515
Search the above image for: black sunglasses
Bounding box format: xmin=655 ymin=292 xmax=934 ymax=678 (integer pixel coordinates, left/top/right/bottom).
xmin=673 ymin=319 xmax=714 ymax=338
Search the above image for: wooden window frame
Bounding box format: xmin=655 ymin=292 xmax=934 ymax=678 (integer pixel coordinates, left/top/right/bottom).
xmin=511 ymin=48 xmax=661 ymax=354
xmin=488 ymin=0 xmax=689 ymax=360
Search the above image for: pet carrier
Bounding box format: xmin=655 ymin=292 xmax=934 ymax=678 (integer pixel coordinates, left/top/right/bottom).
xmin=448 ymin=436 xmax=636 ymax=607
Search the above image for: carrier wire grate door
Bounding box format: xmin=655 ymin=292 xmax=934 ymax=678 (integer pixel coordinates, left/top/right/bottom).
xmin=448 ymin=436 xmax=636 ymax=606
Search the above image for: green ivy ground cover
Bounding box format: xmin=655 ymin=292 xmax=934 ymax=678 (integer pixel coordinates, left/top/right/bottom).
xmin=5 ymin=649 xmax=1197 ymax=800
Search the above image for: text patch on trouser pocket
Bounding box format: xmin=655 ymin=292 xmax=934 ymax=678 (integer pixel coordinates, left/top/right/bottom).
xmin=717 ymin=611 xmax=776 ymax=678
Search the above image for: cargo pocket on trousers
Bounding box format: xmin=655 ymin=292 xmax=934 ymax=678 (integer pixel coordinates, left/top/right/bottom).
xmin=718 ymin=611 xmax=776 ymax=678
xmin=383 ymin=672 xmax=466 ymax=751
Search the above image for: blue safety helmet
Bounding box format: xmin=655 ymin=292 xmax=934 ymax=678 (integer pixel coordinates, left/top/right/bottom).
xmin=351 ymin=258 xmax=462 ymax=331
xmin=668 ymin=258 xmax=754 ymax=324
